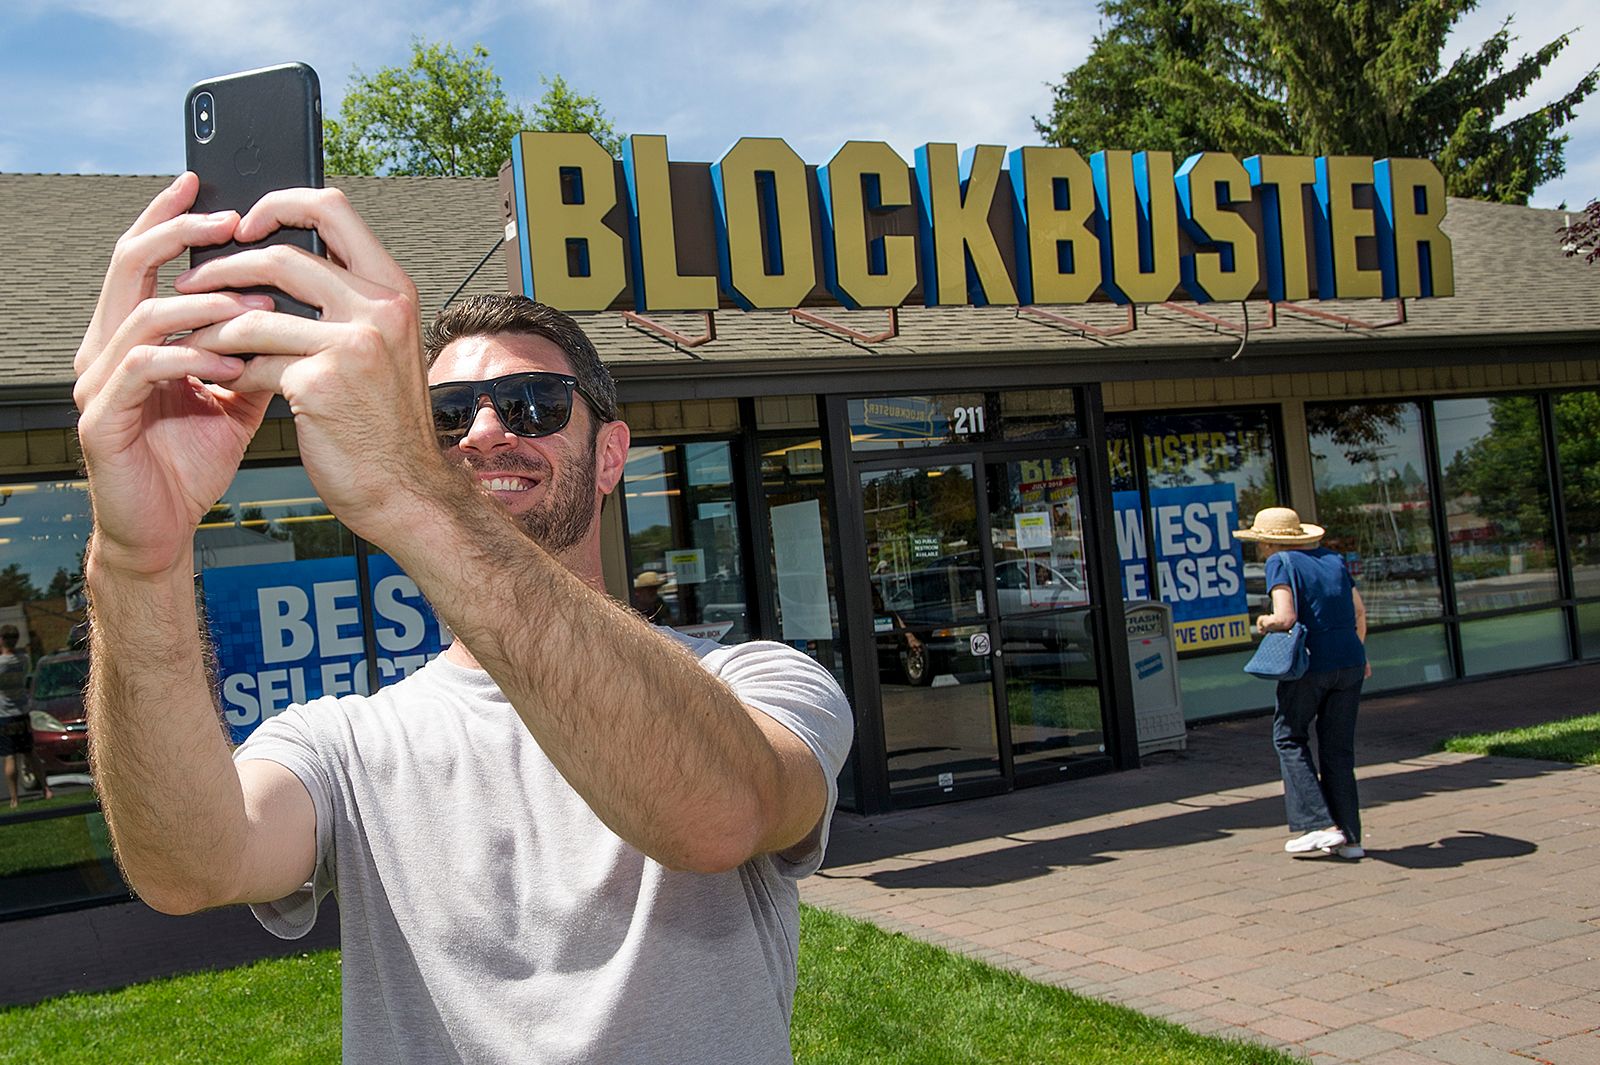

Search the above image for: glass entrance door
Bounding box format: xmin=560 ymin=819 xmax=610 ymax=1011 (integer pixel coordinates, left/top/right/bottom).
xmin=861 ymin=460 xmax=1002 ymax=796
xmin=986 ymin=451 xmax=1109 ymax=776
xmin=859 ymin=448 xmax=1112 ymax=802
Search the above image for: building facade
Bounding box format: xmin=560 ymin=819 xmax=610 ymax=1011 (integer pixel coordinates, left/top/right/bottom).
xmin=1 ymin=171 xmax=1597 ymax=924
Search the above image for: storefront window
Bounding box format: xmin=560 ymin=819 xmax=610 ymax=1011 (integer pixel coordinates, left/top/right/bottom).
xmin=759 ymin=435 xmax=839 ymax=673
xmin=1553 ymin=390 xmax=1600 ymax=602
xmin=1114 ymin=410 xmax=1272 ymax=649
xmin=1577 ymin=601 xmax=1600 ymax=660
xmin=622 ymin=442 xmax=747 ymax=643
xmin=1435 ymin=397 xmax=1561 ymax=614
xmin=1362 ymin=625 xmax=1452 ymax=692
xmin=758 ymin=433 xmax=854 ymax=808
xmin=847 ymin=393 xmax=990 ymax=451
xmin=1460 ymin=610 xmax=1569 ymax=676
xmin=198 ymin=465 xmax=453 ymax=746
xmin=1106 ymin=409 xmax=1279 ymax=719
xmin=0 ymin=460 xmax=458 ymax=920
xmin=0 ymin=476 xmax=112 ymax=917
xmin=1308 ymin=402 xmax=1443 ymax=625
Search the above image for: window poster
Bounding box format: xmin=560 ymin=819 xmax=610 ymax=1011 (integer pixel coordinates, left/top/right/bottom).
xmin=1112 ymin=483 xmax=1250 ymax=650
xmin=771 ymin=499 xmax=832 ymax=641
xmin=203 ymin=554 xmax=450 ymax=741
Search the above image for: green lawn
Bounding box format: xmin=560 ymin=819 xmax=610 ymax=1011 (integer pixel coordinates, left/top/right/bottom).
xmin=0 ymin=906 xmax=1295 ymax=1065
xmin=0 ymin=950 xmax=340 ymax=1065
xmin=1441 ymin=712 xmax=1600 ymax=766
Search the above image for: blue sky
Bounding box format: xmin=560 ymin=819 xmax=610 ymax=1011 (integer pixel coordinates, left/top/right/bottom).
xmin=1 ymin=0 xmax=1594 ymax=208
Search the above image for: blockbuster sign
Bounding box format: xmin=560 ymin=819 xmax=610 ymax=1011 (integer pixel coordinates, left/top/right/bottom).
xmin=504 ymin=133 xmax=1455 ymax=314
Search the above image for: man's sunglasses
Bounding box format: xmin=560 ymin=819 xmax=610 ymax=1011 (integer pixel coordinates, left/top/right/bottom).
xmin=429 ymin=372 xmax=614 ymax=445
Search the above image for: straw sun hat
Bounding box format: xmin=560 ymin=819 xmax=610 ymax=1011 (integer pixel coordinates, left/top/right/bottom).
xmin=1235 ymin=507 xmax=1326 ymax=546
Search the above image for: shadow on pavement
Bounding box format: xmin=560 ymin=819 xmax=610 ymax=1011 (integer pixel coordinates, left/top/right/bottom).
xmin=823 ymin=663 xmax=1600 ymax=877
xmin=825 ymin=747 xmax=1566 ymax=887
xmin=1367 ymin=830 xmax=1538 ymax=869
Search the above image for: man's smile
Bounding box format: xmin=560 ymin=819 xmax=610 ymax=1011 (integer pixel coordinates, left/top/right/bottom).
xmin=480 ymin=474 xmax=537 ymax=493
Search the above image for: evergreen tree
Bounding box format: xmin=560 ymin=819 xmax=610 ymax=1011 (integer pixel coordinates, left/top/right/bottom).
xmin=1038 ymin=1 xmax=1597 ymax=205
xmin=1036 ymin=0 xmax=1289 ymax=156
xmin=0 ymin=563 xmax=39 ymax=608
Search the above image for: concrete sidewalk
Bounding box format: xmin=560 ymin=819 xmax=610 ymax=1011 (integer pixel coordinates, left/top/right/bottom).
xmin=803 ymin=665 xmax=1600 ymax=1064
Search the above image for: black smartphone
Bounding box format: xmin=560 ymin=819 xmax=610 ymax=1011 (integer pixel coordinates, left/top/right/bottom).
xmin=185 ymin=62 xmax=325 ymax=318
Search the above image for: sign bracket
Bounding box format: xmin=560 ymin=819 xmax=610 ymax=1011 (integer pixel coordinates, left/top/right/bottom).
xmin=1271 ymin=299 xmax=1407 ymax=331
xmin=1015 ymin=303 xmax=1138 ymax=340
xmin=789 ymin=306 xmax=900 ymax=346
xmin=1153 ymin=301 xmax=1275 ymax=337
xmin=621 ymin=310 xmax=717 ymax=352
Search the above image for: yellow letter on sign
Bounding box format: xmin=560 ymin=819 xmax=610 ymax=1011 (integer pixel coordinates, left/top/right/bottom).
xmin=1313 ymin=156 xmax=1384 ymax=299
xmin=712 ymin=137 xmax=817 ymax=310
xmin=1007 ymin=146 xmax=1101 ymax=305
xmin=1375 ymin=158 xmax=1454 ymax=298
xmin=511 ymin=132 xmax=626 ymax=311
xmin=914 ymin=143 xmax=1018 ymax=306
xmin=818 ymin=141 xmax=916 ymax=309
xmin=1090 ymin=150 xmax=1180 ymax=304
xmin=1244 ymin=155 xmax=1316 ymax=302
xmin=622 ymin=134 xmax=718 ymax=311
xmin=1175 ymin=152 xmax=1260 ymax=302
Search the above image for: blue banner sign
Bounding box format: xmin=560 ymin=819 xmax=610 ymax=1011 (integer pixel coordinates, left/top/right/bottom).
xmin=1112 ymin=483 xmax=1249 ymax=650
xmin=203 ymin=554 xmax=450 ymax=741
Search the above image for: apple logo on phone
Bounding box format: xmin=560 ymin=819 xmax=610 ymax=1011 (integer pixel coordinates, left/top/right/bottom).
xmin=234 ymin=136 xmax=263 ymax=176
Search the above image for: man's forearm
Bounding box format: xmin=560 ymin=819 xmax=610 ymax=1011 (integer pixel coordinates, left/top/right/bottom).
xmin=86 ymin=548 xmax=250 ymax=913
xmin=383 ymin=481 xmax=799 ymax=873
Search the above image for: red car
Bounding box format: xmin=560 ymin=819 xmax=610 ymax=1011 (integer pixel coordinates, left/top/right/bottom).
xmin=22 ymin=650 xmax=90 ymax=792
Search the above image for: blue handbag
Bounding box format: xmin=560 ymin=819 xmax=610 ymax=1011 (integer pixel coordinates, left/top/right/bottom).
xmin=1243 ymin=551 xmax=1310 ymax=680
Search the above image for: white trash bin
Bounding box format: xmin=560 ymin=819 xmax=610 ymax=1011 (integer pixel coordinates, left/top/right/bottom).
xmin=1125 ymin=600 xmax=1186 ymax=755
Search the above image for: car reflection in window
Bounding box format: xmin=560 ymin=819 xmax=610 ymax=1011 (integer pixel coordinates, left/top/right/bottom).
xmin=26 ymin=650 xmax=91 ymax=793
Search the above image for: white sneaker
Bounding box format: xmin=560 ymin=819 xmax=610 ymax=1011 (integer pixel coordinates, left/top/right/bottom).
xmin=1331 ymin=845 xmax=1364 ymax=860
xmin=1285 ymin=828 xmax=1347 ymax=853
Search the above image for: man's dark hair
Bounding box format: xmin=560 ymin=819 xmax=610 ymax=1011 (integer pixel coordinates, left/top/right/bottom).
xmin=423 ymin=296 xmax=619 ymax=427
xmin=0 ymin=625 xmax=17 ymax=650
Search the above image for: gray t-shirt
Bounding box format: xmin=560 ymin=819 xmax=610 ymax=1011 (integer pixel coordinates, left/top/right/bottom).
xmin=234 ymin=634 xmax=853 ymax=1065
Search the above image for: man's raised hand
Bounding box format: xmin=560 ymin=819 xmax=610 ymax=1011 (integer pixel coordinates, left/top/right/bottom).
xmin=74 ymin=172 xmax=275 ymax=579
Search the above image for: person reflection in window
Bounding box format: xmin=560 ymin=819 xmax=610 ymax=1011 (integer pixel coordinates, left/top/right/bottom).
xmin=1 ymin=625 xmax=51 ymax=808
xmin=632 ymin=570 xmax=673 ymax=625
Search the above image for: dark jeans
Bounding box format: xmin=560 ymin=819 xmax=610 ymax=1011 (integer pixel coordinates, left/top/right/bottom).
xmin=1273 ymin=666 xmax=1364 ymax=843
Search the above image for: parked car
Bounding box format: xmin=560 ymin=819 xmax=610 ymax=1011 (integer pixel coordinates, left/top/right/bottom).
xmin=994 ymin=558 xmax=1089 ymax=614
xmin=22 ymin=650 xmax=90 ymax=791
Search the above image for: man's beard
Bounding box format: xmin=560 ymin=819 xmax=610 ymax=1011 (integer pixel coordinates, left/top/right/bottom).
xmin=463 ymin=442 xmax=598 ymax=554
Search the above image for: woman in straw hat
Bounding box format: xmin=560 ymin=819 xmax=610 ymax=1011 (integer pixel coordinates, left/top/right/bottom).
xmin=1238 ymin=507 xmax=1370 ymax=859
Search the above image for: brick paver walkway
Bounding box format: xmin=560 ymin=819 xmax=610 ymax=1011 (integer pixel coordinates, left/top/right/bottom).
xmin=804 ymin=665 xmax=1600 ymax=1064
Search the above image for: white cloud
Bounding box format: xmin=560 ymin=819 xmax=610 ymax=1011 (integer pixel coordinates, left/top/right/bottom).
xmin=0 ymin=0 xmax=1593 ymax=208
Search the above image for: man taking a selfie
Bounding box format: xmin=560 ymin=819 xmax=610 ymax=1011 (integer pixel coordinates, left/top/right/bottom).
xmin=72 ymin=173 xmax=853 ymax=1064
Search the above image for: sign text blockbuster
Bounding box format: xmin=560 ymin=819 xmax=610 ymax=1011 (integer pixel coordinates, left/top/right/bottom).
xmin=504 ymin=133 xmax=1455 ymax=314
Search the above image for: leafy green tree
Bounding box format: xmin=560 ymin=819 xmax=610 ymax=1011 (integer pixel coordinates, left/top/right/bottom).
xmin=1446 ymin=397 xmax=1551 ymax=542
xmin=325 ymin=40 xmax=623 ymax=176
xmin=1038 ymin=1 xmax=1597 ymax=204
xmin=1552 ymin=392 xmax=1600 ymax=565
xmin=1306 ymin=403 xmax=1410 ymax=467
xmin=532 ymin=75 xmax=623 ymax=157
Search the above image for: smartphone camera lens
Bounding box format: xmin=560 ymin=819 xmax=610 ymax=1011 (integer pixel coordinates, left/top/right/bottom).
xmin=193 ymin=92 xmax=215 ymax=143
